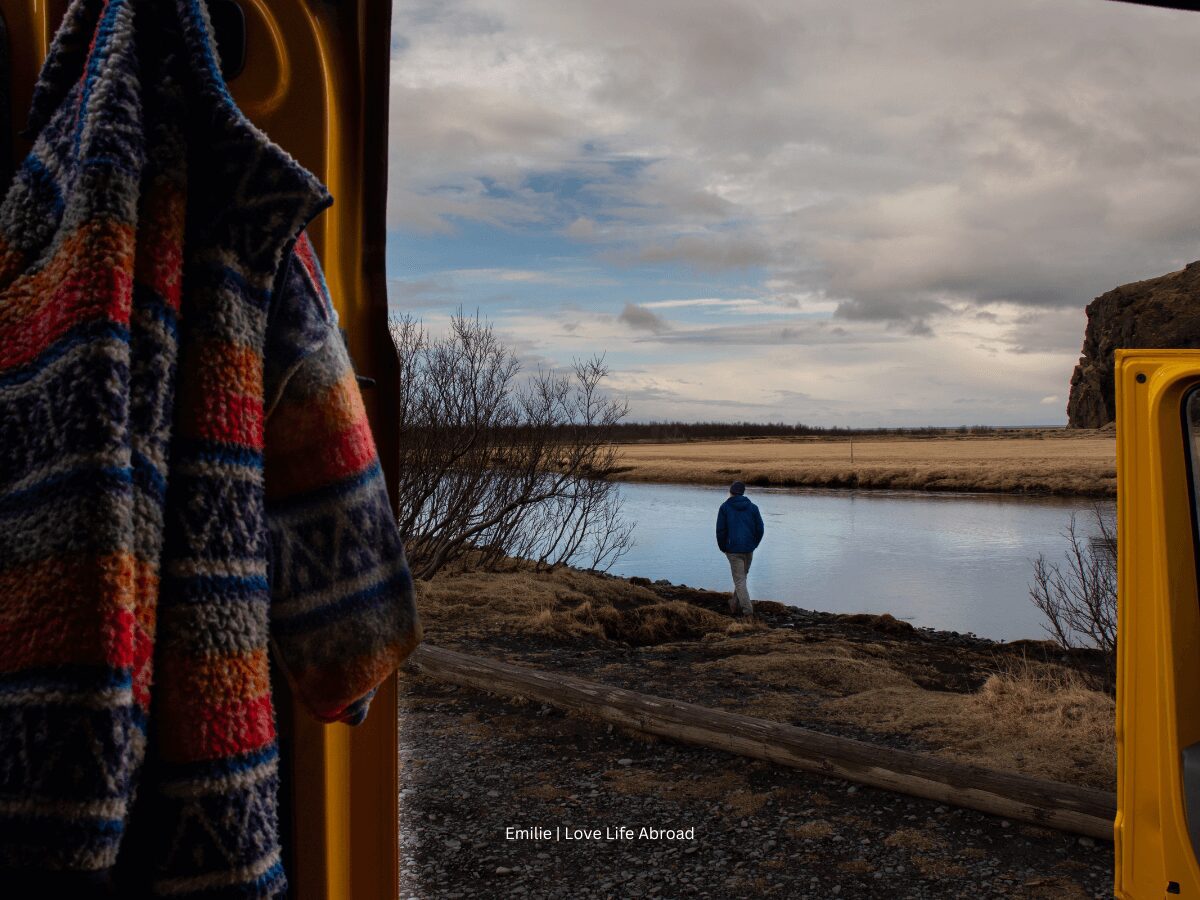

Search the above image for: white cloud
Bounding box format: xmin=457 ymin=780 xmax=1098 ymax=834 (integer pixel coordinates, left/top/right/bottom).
xmin=640 ymin=297 xmax=812 ymax=316
xmin=448 ymin=268 xmax=567 ymax=284
xmin=565 ymin=217 xmax=597 ymax=239
xmin=389 ymin=0 xmax=1200 ymax=423
xmin=461 ymin=299 xmax=1077 ymax=425
xmin=392 ymin=0 xmax=1200 ymax=313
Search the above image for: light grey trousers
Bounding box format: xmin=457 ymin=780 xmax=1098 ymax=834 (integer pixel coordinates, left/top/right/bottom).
xmin=725 ymin=551 xmax=754 ymax=616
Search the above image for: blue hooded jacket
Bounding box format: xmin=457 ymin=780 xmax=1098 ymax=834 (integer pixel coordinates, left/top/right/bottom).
xmin=716 ymin=495 xmax=765 ymax=554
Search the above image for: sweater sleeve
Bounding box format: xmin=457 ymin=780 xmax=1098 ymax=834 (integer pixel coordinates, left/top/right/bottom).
xmin=262 ymin=233 xmax=422 ymax=724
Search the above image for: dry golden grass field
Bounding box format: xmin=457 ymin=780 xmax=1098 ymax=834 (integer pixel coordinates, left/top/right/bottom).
xmin=610 ymin=431 xmax=1116 ymax=496
xmin=415 ymin=565 xmax=1114 ymax=790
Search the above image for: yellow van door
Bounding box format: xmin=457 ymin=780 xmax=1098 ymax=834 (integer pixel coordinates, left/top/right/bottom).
xmin=0 ymin=2 xmax=401 ymax=898
xmin=1115 ymin=350 xmax=1200 ymax=899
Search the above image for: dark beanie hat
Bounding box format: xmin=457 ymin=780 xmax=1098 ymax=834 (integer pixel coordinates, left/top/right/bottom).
xmin=730 ymin=481 xmax=746 ymax=495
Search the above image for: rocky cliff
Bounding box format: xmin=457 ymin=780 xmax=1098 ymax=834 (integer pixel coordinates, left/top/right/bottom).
xmin=1068 ymin=261 xmax=1200 ymax=428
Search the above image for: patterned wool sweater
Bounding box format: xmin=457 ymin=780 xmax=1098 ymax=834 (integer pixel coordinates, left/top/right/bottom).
xmin=0 ymin=1 xmax=420 ymax=896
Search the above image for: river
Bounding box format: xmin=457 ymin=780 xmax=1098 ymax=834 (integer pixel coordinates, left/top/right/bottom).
xmin=609 ymin=482 xmax=1113 ymax=642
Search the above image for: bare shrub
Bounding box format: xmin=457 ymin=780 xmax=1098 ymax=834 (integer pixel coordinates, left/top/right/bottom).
xmin=1028 ymin=506 xmax=1116 ymax=662
xmin=389 ymin=311 xmax=632 ymax=578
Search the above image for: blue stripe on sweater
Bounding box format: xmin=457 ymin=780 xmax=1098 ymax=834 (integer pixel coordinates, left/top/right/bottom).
xmin=183 ymin=0 xmax=238 ymax=107
xmin=0 ymin=320 xmax=130 ymax=389
xmin=157 ymin=744 xmax=278 ymax=782
xmin=0 ymin=467 xmax=131 ymax=519
xmin=73 ymin=0 xmax=126 ymax=153
xmin=131 ymin=449 xmax=167 ymax=500
xmin=271 ymin=568 xmax=412 ymax=637
xmin=0 ymin=810 xmax=125 ymax=842
xmin=187 ymin=260 xmax=273 ymax=310
xmin=172 ymin=439 xmax=264 ymax=471
xmin=23 ymin=155 xmax=65 ymax=217
xmin=264 ymin=460 xmax=386 ymax=516
xmin=163 ymin=859 xmax=286 ymax=900
xmin=0 ymin=666 xmax=131 ymax=694
xmin=132 ymin=282 xmax=180 ymax=339
xmin=158 ymin=572 xmax=270 ymax=601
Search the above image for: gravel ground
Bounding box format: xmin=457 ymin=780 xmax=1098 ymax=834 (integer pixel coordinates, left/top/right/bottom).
xmin=397 ymin=675 xmax=1113 ymax=899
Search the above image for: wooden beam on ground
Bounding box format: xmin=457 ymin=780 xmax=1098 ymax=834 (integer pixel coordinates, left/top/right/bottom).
xmin=406 ymin=644 xmax=1116 ymax=840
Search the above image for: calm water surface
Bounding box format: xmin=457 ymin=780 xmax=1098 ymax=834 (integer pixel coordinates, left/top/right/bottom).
xmin=610 ymin=482 xmax=1112 ymax=642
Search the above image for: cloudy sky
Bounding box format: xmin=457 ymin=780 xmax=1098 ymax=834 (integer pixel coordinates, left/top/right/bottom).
xmin=386 ymin=0 xmax=1200 ymax=427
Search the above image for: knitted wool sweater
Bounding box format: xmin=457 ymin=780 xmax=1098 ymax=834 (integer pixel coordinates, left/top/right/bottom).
xmin=0 ymin=1 xmax=420 ymax=896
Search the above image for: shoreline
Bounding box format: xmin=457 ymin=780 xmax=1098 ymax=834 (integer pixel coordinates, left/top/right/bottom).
xmin=624 ymin=575 xmax=1058 ymax=648
xmin=606 ymin=469 xmax=1116 ymax=498
xmin=416 ymin=563 xmax=1114 ymax=791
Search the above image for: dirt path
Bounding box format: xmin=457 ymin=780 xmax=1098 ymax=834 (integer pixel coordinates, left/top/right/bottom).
xmin=397 ymin=675 xmax=1112 ymax=899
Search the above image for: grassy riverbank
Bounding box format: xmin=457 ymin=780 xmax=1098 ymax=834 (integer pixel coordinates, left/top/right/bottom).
xmin=608 ymin=430 xmax=1116 ymax=496
xmin=414 ymin=563 xmax=1114 ymax=790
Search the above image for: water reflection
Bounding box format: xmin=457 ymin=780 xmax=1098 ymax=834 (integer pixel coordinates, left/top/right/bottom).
xmin=610 ymin=482 xmax=1112 ymax=642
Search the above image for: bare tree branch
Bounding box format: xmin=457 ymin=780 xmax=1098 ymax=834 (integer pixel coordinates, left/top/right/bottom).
xmin=1029 ymin=505 xmax=1116 ymax=678
xmin=388 ymin=312 xmax=633 ymax=579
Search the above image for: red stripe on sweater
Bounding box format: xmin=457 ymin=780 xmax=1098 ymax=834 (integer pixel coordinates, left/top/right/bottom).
xmin=190 ymin=391 xmax=265 ymax=447
xmin=292 ymin=236 xmax=339 ymax=335
xmin=159 ymin=693 xmax=277 ymax=762
xmin=177 ymin=341 xmax=264 ymax=446
xmin=135 ymin=183 xmax=185 ymax=312
xmin=0 ymin=266 xmax=133 ymax=369
xmin=131 ymin=617 xmax=155 ymax=712
xmin=0 ymin=554 xmax=150 ymax=673
xmin=293 ymin=232 xmax=325 ymax=301
xmin=0 ymin=220 xmax=134 ymax=323
xmin=266 ymin=417 xmax=375 ymax=500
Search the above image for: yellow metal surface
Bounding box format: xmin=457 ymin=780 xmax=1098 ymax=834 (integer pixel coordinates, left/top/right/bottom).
xmin=0 ymin=2 xmax=401 ymax=899
xmin=1116 ymin=350 xmax=1200 ymax=898
xmin=223 ymin=3 xmax=401 ymax=899
xmin=0 ymin=0 xmax=67 ymax=162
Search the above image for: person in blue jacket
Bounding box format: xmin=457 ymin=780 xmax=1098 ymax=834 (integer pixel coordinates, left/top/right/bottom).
xmin=716 ymin=481 xmax=765 ymax=617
